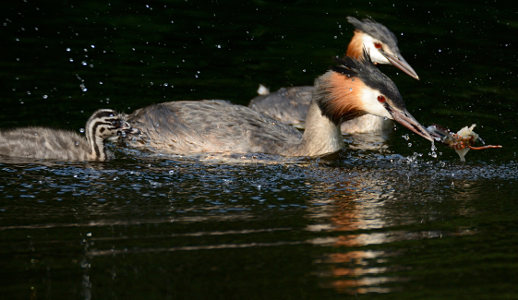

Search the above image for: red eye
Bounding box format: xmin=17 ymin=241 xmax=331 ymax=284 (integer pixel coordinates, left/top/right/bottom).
xmin=377 ymin=95 xmax=386 ymax=103
xmin=374 ymin=42 xmax=382 ymax=49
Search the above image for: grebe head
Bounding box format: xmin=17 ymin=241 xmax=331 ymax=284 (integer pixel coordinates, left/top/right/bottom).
xmin=323 ymin=57 xmax=432 ymax=142
xmin=347 ymin=16 xmax=419 ymax=80
xmin=86 ymin=109 xmax=135 ymax=140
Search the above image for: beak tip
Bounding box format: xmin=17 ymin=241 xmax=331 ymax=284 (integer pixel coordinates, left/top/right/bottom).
xmin=385 ymin=54 xmax=420 ymax=81
xmin=390 ymin=108 xmax=434 ymax=143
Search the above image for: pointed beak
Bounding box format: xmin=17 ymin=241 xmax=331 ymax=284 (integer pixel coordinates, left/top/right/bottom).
xmin=389 ymin=107 xmax=434 ymax=142
xmin=382 ymin=51 xmax=420 ymax=80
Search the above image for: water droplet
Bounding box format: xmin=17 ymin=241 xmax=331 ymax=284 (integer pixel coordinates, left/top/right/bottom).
xmin=168 ymin=170 xmax=175 ymax=175
xmin=407 ymin=142 xmax=412 ymax=147
xmin=81 ymin=61 xmax=87 ymax=66
xmin=66 ymin=47 xmax=71 ymax=52
xmin=79 ymin=128 xmax=85 ymax=133
xmin=216 ymin=44 xmax=222 ymax=49
xmin=42 ymin=95 xmax=48 ymax=99
xmin=302 ymin=69 xmax=306 ymax=73
xmin=90 ymin=44 xmax=95 ymax=48
xmin=69 ymin=58 xmax=74 ymax=62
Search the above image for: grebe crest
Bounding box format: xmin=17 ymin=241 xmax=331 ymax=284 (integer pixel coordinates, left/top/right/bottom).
xmin=346 ymin=16 xmax=418 ymax=80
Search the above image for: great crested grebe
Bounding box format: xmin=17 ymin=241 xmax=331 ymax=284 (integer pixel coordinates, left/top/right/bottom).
xmin=0 ymin=109 xmax=134 ymax=162
xmin=249 ymin=16 xmax=419 ymax=135
xmin=121 ymin=57 xmax=432 ymax=157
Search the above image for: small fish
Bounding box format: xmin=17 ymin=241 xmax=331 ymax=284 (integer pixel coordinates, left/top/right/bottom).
xmin=427 ymin=124 xmax=502 ymax=161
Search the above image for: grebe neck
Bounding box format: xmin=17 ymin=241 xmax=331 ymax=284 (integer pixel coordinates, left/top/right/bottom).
xmin=85 ymin=117 xmax=107 ymax=161
xmin=287 ymin=100 xmax=344 ymax=156
xmin=346 ymin=31 xmax=365 ymax=59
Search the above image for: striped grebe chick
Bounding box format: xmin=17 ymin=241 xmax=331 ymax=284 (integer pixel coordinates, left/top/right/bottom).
xmin=121 ymin=57 xmax=432 ymax=157
xmin=249 ymin=16 xmax=419 ymax=135
xmin=0 ymin=109 xmax=134 ymax=162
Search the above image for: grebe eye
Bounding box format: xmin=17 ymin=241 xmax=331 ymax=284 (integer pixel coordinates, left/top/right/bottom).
xmin=374 ymin=42 xmax=382 ymax=49
xmin=377 ymin=95 xmax=386 ymax=103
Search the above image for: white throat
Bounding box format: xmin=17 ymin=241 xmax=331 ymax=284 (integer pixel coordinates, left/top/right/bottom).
xmin=289 ymin=100 xmax=344 ymax=157
xmin=362 ymin=35 xmax=389 ymax=64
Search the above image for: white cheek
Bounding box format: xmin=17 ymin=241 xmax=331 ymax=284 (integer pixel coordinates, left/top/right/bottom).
xmin=363 ymin=35 xmax=389 ymax=64
xmin=360 ymin=89 xmax=392 ymax=119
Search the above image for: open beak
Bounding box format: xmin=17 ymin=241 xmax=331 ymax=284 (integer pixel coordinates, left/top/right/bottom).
xmin=382 ymin=51 xmax=420 ymax=80
xmin=389 ymin=107 xmax=434 ymax=142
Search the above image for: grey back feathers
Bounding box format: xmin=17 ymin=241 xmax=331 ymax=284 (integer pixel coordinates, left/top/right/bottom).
xmin=0 ymin=109 xmax=131 ymax=162
xmin=248 ymin=86 xmax=314 ymax=128
xmin=123 ymin=100 xmax=303 ymax=155
xmin=347 ymin=16 xmax=399 ymax=53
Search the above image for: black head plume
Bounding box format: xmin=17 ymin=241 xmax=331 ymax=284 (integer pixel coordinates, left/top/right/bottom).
xmin=347 ymin=16 xmax=398 ymax=51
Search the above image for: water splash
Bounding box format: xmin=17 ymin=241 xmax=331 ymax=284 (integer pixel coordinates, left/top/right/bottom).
xmin=429 ymin=141 xmax=438 ymax=158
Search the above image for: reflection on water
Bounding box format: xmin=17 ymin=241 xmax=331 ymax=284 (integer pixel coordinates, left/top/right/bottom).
xmin=1 ymin=153 xmax=518 ymax=297
xmin=304 ymin=165 xmax=395 ymax=294
xmin=301 ymin=156 xmax=516 ymax=295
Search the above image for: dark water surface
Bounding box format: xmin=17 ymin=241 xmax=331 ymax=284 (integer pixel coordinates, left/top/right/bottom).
xmin=1 ymin=0 xmax=518 ymax=298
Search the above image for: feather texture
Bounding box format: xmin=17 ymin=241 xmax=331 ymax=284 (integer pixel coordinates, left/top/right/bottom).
xmin=0 ymin=109 xmax=132 ymax=162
